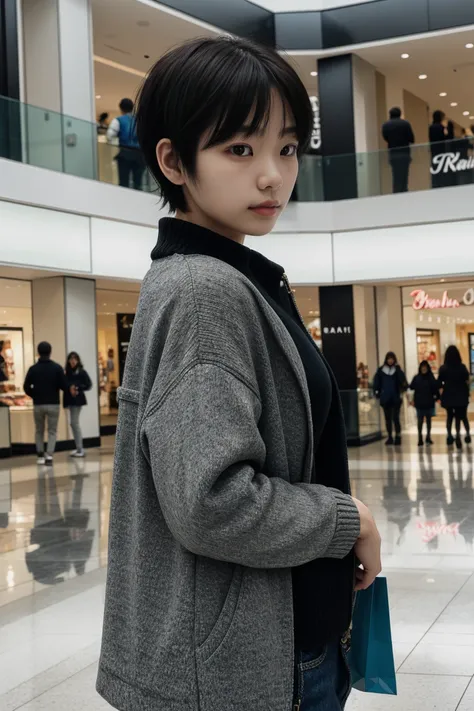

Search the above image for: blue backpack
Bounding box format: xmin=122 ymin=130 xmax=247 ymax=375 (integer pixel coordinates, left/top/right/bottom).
xmin=117 ymin=114 xmax=140 ymax=149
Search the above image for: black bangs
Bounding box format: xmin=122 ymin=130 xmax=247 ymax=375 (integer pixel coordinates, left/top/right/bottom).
xmin=135 ymin=36 xmax=313 ymax=213
xmin=202 ymin=54 xmax=307 ymax=152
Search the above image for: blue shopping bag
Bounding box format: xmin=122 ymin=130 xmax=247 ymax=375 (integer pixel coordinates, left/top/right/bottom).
xmin=347 ymin=576 xmax=397 ymax=695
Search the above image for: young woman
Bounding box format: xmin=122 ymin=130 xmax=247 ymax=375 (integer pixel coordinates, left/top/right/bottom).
xmin=64 ymin=352 xmax=92 ymax=458
xmin=410 ymin=360 xmax=439 ymax=446
xmin=373 ymin=352 xmax=408 ymax=446
xmin=97 ymin=36 xmax=381 ymax=711
xmin=438 ymin=345 xmax=471 ymax=449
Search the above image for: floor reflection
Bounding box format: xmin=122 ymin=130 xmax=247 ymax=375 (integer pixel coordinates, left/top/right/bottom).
xmin=25 ymin=471 xmax=95 ymax=586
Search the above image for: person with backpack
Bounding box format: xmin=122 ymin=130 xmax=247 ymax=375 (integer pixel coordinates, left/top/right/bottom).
xmin=64 ymin=351 xmax=92 ymax=458
xmin=373 ymin=351 xmax=408 ymax=445
xmin=409 ymin=360 xmax=439 ymax=446
xmin=107 ymin=98 xmax=146 ymax=190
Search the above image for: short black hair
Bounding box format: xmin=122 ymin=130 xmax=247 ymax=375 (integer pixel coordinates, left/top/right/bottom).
xmin=119 ymin=98 xmax=134 ymax=113
xmin=135 ymin=36 xmax=313 ymax=213
xmin=444 ymin=345 xmax=462 ymax=367
xmin=433 ymin=110 xmax=445 ymax=123
xmin=38 ymin=341 xmax=52 ymax=357
xmin=99 ymin=112 xmax=109 ymax=122
xmin=389 ymin=107 xmax=402 ymax=119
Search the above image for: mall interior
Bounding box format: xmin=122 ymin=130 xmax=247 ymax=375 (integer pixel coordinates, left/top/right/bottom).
xmin=2 ymin=0 xmax=474 ymax=709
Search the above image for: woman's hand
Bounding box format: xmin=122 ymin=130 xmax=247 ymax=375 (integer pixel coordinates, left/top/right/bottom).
xmin=352 ymin=497 xmax=382 ymax=591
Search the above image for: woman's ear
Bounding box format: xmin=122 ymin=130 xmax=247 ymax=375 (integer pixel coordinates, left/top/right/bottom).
xmin=156 ymin=138 xmax=185 ymax=186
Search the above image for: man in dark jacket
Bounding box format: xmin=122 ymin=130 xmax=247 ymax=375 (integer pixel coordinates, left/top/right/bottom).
xmin=24 ymin=341 xmax=68 ymax=465
xmin=382 ymin=107 xmax=415 ymax=193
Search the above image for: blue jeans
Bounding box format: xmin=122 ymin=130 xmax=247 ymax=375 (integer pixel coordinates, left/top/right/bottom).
xmin=293 ymin=638 xmax=352 ymax=710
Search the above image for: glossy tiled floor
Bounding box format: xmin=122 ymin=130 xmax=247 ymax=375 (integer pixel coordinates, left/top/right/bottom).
xmin=1 ymin=434 xmax=474 ymax=710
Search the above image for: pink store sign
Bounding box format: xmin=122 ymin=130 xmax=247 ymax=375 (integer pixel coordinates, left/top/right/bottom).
xmin=411 ymin=287 xmax=474 ymax=311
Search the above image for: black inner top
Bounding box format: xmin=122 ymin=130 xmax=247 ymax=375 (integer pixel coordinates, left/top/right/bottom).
xmin=152 ymin=217 xmax=354 ymax=649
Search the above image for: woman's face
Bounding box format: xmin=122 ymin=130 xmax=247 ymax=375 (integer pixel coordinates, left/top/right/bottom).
xmin=69 ymin=356 xmax=79 ymax=369
xmin=164 ymin=95 xmax=300 ymax=243
xmin=421 ymin=365 xmax=428 ymax=375
xmin=387 ymin=357 xmax=395 ymax=367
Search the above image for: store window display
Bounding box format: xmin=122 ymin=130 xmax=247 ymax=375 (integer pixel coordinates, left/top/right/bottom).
xmin=0 ymin=279 xmax=35 ymax=453
xmin=403 ymin=281 xmax=474 ymax=428
xmin=96 ymin=289 xmax=139 ymax=430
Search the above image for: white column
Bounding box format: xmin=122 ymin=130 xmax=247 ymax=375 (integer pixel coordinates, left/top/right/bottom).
xmin=352 ymin=55 xmax=380 ymax=197
xmin=376 ymin=285 xmax=405 ymax=369
xmin=32 ymin=276 xmax=100 ymax=448
xmin=21 ymin=0 xmax=95 ymax=121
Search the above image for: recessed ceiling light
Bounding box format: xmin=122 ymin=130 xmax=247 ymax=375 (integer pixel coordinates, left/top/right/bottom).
xmin=463 ymin=111 xmax=470 ymax=116
xmin=439 ymin=92 xmax=447 ymax=97
xmin=466 ymin=43 xmax=474 ymax=49
xmin=418 ymin=74 xmax=427 ymax=80
xmin=96 ymin=95 xmax=101 ymax=99
xmin=451 ymin=102 xmax=458 ymax=107
xmin=470 ymin=116 xmax=474 ymax=120
xmin=440 ymin=279 xmax=446 ymax=282
xmin=310 ymin=71 xmax=318 ymax=76
xmin=401 ymin=53 xmax=410 ymax=59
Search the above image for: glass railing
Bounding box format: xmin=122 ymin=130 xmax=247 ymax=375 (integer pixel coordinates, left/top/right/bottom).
xmin=2 ymin=94 xmax=472 ymax=201
xmin=295 ymin=140 xmax=474 ymax=201
xmin=0 ymin=94 xmax=156 ymax=192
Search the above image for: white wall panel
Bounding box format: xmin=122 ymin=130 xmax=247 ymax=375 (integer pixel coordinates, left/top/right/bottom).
xmin=0 ymin=200 xmax=91 ymax=272
xmin=0 ymin=159 xmax=162 ymax=227
xmin=246 ymin=232 xmax=333 ymax=284
xmin=334 ymin=221 xmax=474 ymax=283
xmin=91 ymin=218 xmax=156 ymax=280
xmin=64 ymin=277 xmax=100 ymax=440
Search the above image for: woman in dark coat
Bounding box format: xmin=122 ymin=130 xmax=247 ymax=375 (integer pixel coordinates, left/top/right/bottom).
xmin=438 ymin=345 xmax=471 ymax=448
xmin=64 ymin=351 xmax=92 ymax=457
xmin=410 ymin=360 xmax=439 ymax=446
xmin=373 ymin=351 xmax=408 ymax=446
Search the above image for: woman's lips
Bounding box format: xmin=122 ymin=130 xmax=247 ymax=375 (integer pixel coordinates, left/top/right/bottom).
xmin=249 ymin=205 xmax=280 ymax=217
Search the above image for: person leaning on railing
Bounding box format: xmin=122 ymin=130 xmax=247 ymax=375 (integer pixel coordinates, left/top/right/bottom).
xmin=106 ymin=98 xmax=146 ymax=190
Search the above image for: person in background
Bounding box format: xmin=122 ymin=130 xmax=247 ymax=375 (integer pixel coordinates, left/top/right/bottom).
xmin=0 ymin=340 xmax=7 ymax=386
xmin=438 ymin=345 xmax=471 ymax=449
xmin=429 ymin=110 xmax=447 ymax=188
xmin=64 ymin=352 xmax=92 ymax=458
xmin=382 ymin=107 xmax=415 ymax=193
xmin=23 ymin=342 xmax=68 ymax=465
xmin=410 ymin=360 xmax=439 ymax=446
xmin=373 ymin=351 xmax=408 ymax=446
xmin=97 ymin=112 xmax=109 ymax=136
xmin=106 ymin=98 xmax=146 ymax=190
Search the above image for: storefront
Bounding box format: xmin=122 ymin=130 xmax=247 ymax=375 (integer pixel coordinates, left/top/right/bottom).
xmin=0 ymin=278 xmax=35 ymax=457
xmin=403 ymin=280 xmax=474 ymax=422
xmin=96 ymin=287 xmax=139 ymax=432
xmin=403 ymin=281 xmax=474 ymax=377
xmin=293 ymin=284 xmax=382 ymax=445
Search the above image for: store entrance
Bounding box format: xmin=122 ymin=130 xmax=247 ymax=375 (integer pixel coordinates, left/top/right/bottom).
xmin=403 ymin=280 xmax=474 ymax=432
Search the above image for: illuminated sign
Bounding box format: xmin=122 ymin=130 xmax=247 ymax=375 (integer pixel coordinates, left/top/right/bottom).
xmin=431 ymin=152 xmax=474 ymax=175
xmin=309 ymin=96 xmax=321 ymax=152
xmin=412 ymin=287 xmax=474 ymax=310
xmin=411 ymin=289 xmax=460 ymax=310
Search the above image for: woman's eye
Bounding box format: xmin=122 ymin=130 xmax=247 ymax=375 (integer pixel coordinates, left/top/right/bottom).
xmin=281 ymin=144 xmax=298 ymax=157
xmin=229 ymin=145 xmax=253 ymax=157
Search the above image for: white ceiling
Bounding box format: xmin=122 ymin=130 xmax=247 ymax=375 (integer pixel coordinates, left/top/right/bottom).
xmin=92 ymin=0 xmax=219 ymax=116
xmin=91 ymin=1 xmax=474 ymax=132
xmin=355 ymin=29 xmax=474 ymax=127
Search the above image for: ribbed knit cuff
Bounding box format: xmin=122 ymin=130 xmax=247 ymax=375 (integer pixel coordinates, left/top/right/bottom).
xmin=325 ymin=490 xmax=361 ymax=559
